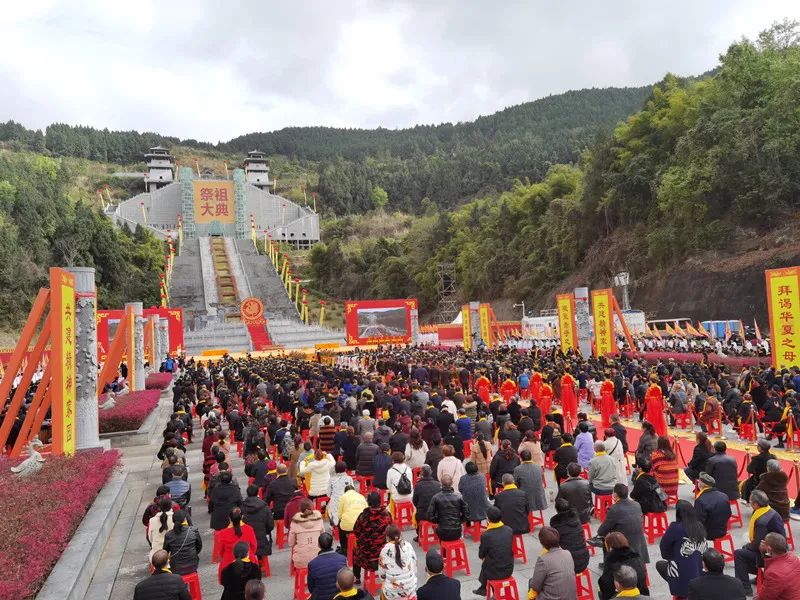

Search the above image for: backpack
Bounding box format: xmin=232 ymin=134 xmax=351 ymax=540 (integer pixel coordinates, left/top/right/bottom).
xmin=393 ymin=467 xmax=412 ymax=495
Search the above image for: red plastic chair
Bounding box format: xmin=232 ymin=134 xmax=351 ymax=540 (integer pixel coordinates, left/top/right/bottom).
xmin=713 ymin=533 xmax=735 ymax=563
xmin=275 ymin=520 xmax=286 ymax=550
xmin=260 ymin=555 xmax=271 ymax=577
xmin=363 ymin=568 xmax=381 ymax=596
xmin=181 ymin=572 xmax=202 ymax=600
xmin=643 ymin=512 xmax=668 ymax=544
xmin=463 ymin=439 xmax=473 ymax=457
xmin=786 ymin=519 xmax=795 ymax=551
xmin=392 ymin=501 xmax=415 ymax=530
xmin=594 ymin=494 xmax=613 ymax=521
xmin=528 ymin=510 xmax=545 ymax=533
xmin=464 ymin=520 xmax=485 ymax=542
xmin=314 ymin=495 xmax=329 ymax=513
xmin=728 ymin=500 xmax=744 ymax=529
xmin=512 ymin=534 xmax=527 ymax=564
xmin=293 ymin=567 xmax=308 ymax=600
xmin=582 ymin=522 xmax=595 ymax=556
xmin=419 ymin=521 xmax=439 ymax=551
xmin=440 ymin=539 xmax=471 ymax=576
xmin=575 ymin=569 xmax=594 ymax=600
xmin=486 ymin=577 xmax=520 ymax=600
xmin=674 ymin=413 xmax=691 ymax=430
xmin=347 ymin=533 xmax=357 ymax=567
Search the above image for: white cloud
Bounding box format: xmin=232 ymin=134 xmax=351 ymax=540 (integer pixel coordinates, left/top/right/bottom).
xmin=0 ymin=0 xmax=798 ymax=141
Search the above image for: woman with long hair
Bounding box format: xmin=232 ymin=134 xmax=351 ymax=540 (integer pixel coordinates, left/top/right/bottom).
xmin=469 ymin=432 xmax=494 ymax=476
xmin=404 ymin=428 xmax=428 ymax=469
xmin=489 ymin=439 xmax=520 ymax=490
xmin=220 ymin=541 xmax=262 ymax=600
xmin=655 ymin=500 xmax=708 ymax=599
xmin=498 ymin=420 xmax=521 ymax=450
xmin=517 ymin=430 xmax=544 ymax=466
xmin=635 ymin=421 xmax=658 ymax=466
xmin=651 ymin=435 xmax=680 ymax=498
xmin=146 ymin=497 xmax=174 ymax=563
xmin=377 ymin=524 xmax=417 ymax=599
xmin=598 ymin=532 xmax=649 ymax=600
xmin=213 ymin=507 xmax=258 ymax=583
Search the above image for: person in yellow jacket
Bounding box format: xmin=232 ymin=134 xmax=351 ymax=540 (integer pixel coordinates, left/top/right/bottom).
xmin=337 ymin=485 xmax=368 ymax=559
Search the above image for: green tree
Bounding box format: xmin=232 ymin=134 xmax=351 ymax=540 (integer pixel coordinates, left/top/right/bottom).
xmin=370 ymin=185 xmax=389 ymax=212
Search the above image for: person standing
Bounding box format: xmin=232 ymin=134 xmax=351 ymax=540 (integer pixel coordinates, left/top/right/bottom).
xmin=353 ymin=492 xmax=393 ymax=583
xmin=473 ymin=506 xmax=514 ymax=597
xmin=337 ymin=485 xmax=367 ymax=562
xmin=162 ymin=510 xmax=203 ymax=576
xmin=644 ymin=377 xmax=668 ymax=437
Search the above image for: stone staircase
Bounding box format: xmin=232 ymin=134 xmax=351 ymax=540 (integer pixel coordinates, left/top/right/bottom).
xmin=183 ymin=321 xmax=252 ymax=355
xmin=235 ymin=239 xmax=298 ymax=320
xmin=168 ymin=239 xmax=207 ymax=318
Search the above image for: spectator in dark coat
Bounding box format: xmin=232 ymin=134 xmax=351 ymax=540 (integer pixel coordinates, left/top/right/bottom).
xmin=162 ymin=510 xmax=203 ymax=575
xmin=242 ymin=485 xmax=274 ymax=558
xmin=597 ymin=532 xmax=649 ymax=600
xmin=458 ymin=461 xmax=490 ymax=523
xmin=741 ymin=439 xmax=777 ymax=501
xmin=553 ymin=434 xmax=579 ymax=485
xmin=264 ymin=464 xmax=296 ymax=520
xmin=550 ymin=498 xmax=590 ymax=573
xmin=307 ymin=532 xmax=347 ymax=600
xmin=493 ymin=473 xmax=530 ymax=534
xmin=655 ymin=500 xmax=707 ymax=599
xmin=425 ymin=436 xmax=444 ymax=474
xmin=489 ymin=440 xmax=521 ymax=490
xmin=412 ymin=465 xmax=442 ymax=525
xmin=597 ymin=484 xmax=649 ymax=563
xmin=684 ymin=432 xmax=714 ymax=482
xmin=513 ymin=449 xmax=547 ymax=511
xmin=610 ymin=414 xmax=628 ymax=453
xmin=693 ymin=472 xmax=732 ymax=540
xmin=733 ymin=490 xmax=786 ymax=595
xmin=756 ymin=459 xmax=792 ymax=520
xmin=372 ymin=444 xmax=393 ymax=489
xmin=355 ymin=432 xmax=380 ymax=476
xmin=428 ymin=473 xmax=468 ymax=541
xmin=245 ymin=450 xmax=269 ymax=487
xmin=417 ymin=549 xmax=460 ymax=600
xmin=555 ymin=462 xmax=592 ymax=523
xmin=705 ymin=441 xmax=740 ymax=500
xmin=210 ymin=471 xmax=243 ymax=530
xmin=474 ymin=506 xmax=514 ymax=596
xmin=687 ymin=549 xmax=746 ymax=600
xmin=630 ymin=459 xmax=667 ymax=515
xmin=220 ymin=541 xmax=261 ymax=600
xmin=134 ymin=550 xmax=191 ymax=600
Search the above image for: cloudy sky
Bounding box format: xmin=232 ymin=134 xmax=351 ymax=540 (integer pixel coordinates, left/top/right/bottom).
xmin=3 ymin=1 xmax=799 ymax=142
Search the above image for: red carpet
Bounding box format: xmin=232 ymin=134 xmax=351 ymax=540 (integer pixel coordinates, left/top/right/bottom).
xmin=246 ymin=323 xmax=273 ymax=351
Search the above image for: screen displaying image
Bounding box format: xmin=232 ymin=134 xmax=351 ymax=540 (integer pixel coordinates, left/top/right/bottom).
xmin=357 ymin=307 xmax=407 ymax=339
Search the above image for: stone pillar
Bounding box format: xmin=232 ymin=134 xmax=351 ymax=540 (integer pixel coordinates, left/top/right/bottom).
xmin=160 ymin=318 xmax=170 ymax=359
xmin=125 ymin=302 xmax=146 ymax=391
xmin=68 ymin=267 xmax=101 ymax=450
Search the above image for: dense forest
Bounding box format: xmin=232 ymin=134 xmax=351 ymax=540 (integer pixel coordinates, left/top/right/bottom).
xmin=0 ymin=152 xmax=164 ymax=328
xmin=308 ymin=22 xmax=800 ymax=312
xmin=0 ymin=86 xmax=650 ymax=214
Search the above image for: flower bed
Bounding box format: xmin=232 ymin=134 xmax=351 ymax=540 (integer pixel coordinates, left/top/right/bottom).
xmin=0 ymin=449 xmax=120 ymax=599
xmin=145 ymin=372 xmax=174 ymax=390
xmin=98 ymin=389 xmax=161 ymax=433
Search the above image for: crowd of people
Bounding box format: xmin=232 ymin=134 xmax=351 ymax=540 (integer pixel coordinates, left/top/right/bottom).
xmin=135 ymin=345 xmax=800 ymax=600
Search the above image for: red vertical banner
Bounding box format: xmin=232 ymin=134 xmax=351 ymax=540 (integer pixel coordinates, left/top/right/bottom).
xmin=50 ymin=268 xmax=76 ymax=456
xmin=556 ymin=293 xmax=578 ymax=353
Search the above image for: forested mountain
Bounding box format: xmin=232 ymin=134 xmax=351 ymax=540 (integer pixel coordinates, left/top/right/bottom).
xmin=1 ymin=86 xmax=650 ymax=214
xmin=308 ymin=22 xmax=800 ymax=315
xmin=0 ymin=152 xmax=164 ymax=329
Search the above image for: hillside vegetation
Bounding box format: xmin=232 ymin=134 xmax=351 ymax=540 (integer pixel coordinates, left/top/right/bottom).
xmin=308 ymin=22 xmax=800 ymax=316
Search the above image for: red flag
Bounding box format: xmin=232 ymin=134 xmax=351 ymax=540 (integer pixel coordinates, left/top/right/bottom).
xmin=724 ymin=320 xmax=732 ymax=344
xmin=754 ymin=318 xmax=762 ymax=342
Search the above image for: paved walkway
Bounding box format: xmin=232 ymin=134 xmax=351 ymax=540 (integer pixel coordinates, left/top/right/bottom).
xmin=88 ymin=399 xmax=747 ymax=599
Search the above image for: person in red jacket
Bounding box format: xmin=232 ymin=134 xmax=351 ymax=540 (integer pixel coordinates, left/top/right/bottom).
xmin=530 ymin=371 xmax=543 ymax=404
xmin=756 ymin=532 xmax=800 ymax=600
xmin=475 ymin=373 xmax=492 ymax=405
xmin=499 ymin=376 xmax=517 ymax=403
xmin=213 ymin=507 xmax=258 ymax=583
xmin=539 ymin=381 xmax=554 ymax=419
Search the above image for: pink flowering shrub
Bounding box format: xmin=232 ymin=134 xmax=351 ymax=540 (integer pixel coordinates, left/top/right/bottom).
xmin=145 ymin=372 xmax=174 ymax=390
xmin=98 ymin=389 xmax=160 ymax=433
xmin=0 ymin=449 xmax=120 ymax=599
